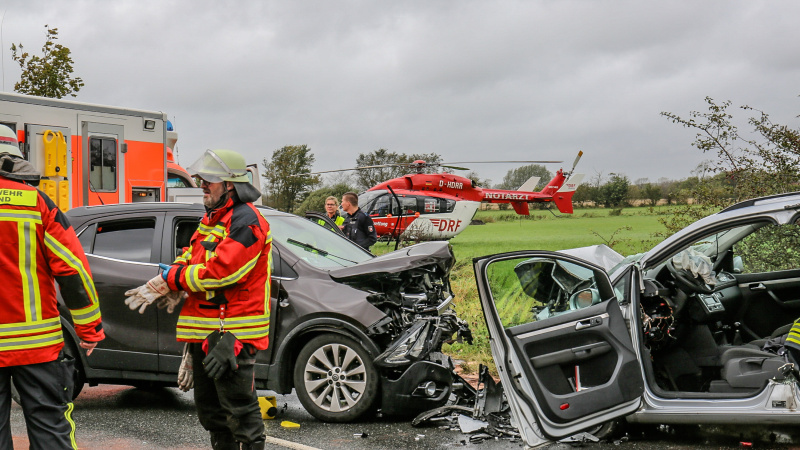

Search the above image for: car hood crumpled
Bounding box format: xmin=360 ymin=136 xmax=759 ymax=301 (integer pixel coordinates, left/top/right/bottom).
xmin=329 ymin=241 xmax=454 ymax=283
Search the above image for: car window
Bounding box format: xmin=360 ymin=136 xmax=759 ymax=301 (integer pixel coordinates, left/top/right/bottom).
xmin=732 ymin=222 xmax=800 ymax=274
xmin=92 ymin=218 xmax=156 ymax=263
xmin=262 ymin=213 xmax=373 ymax=269
xmin=173 ymin=217 xmax=200 ymax=259
xmin=485 ymin=256 xmax=605 ymax=328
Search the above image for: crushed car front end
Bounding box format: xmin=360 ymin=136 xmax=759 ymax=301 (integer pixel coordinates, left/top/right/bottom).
xmin=330 ymin=242 xmax=473 ymax=416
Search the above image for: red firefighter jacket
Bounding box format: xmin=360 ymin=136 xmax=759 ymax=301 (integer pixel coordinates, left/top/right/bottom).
xmin=0 ymin=176 xmax=104 ymax=367
xmin=166 ymin=198 xmax=272 ymax=349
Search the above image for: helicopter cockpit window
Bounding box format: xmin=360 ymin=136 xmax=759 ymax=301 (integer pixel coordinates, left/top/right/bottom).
xmin=360 ymin=190 xmax=387 ymax=216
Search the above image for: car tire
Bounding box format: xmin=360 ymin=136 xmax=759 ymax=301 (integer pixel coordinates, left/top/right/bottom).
xmin=11 ymin=331 xmax=85 ymax=406
xmin=293 ymin=334 xmax=379 ymax=423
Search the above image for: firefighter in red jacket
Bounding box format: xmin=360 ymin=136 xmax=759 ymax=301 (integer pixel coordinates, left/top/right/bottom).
xmin=125 ymin=149 xmax=269 ymax=450
xmin=0 ymin=124 xmax=104 ymax=449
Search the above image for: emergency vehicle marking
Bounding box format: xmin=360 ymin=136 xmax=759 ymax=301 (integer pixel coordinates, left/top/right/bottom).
xmin=0 ymin=189 xmax=37 ymax=207
xmin=429 ymin=219 xmax=463 ymax=232
xmin=484 ymin=192 xmax=532 ymax=201
xmin=439 ymin=180 xmax=464 ymax=189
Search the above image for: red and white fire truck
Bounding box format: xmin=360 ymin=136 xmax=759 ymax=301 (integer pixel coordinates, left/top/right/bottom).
xmin=0 ymin=91 xmax=197 ymax=211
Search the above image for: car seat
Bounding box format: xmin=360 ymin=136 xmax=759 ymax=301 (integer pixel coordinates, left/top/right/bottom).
xmin=710 ymin=324 xmax=795 ymax=393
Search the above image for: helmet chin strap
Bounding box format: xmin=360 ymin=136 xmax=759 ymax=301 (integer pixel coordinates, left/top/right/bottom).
xmin=206 ymin=186 xmax=235 ymax=213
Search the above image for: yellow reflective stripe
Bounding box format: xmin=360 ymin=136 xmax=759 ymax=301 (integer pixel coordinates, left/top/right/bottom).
xmin=0 ymin=210 xmax=42 ymax=223
xmin=176 ymin=329 xmax=213 ymax=340
xmin=184 ymin=265 xmax=202 ymax=291
xmin=198 ymin=255 xmax=259 ymax=290
xmin=0 ymin=329 xmax=63 ymax=351
xmin=71 ymin=304 xmax=102 ymax=325
xmin=0 ymin=188 xmax=37 ymax=206
xmin=44 ymin=232 xmax=99 ymax=304
xmin=0 ymin=317 xmax=61 ymax=336
xmin=176 ymin=323 xmax=270 ymax=340
xmin=17 ymin=220 xmax=42 ymax=322
xmin=65 ymin=402 xmax=77 ymax=450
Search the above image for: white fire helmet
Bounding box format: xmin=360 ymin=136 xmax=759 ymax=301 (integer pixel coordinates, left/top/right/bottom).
xmin=0 ymin=125 xmax=22 ymax=158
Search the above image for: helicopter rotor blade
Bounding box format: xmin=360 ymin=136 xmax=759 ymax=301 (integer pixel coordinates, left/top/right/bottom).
xmin=440 ymin=165 xmax=471 ymax=171
xmin=568 ymin=151 xmax=584 ymax=174
xmin=443 ymin=160 xmax=562 ymax=165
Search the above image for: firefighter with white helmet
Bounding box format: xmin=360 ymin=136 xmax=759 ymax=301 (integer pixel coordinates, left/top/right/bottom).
xmin=124 ymin=149 xmax=270 ymax=450
xmin=0 ymin=123 xmax=104 ymax=448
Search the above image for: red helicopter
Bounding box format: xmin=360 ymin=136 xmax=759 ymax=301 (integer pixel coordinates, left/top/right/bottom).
xmin=308 ymin=152 xmax=584 ymax=241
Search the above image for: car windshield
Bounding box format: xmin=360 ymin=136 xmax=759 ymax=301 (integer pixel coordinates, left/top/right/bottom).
xmin=263 ymin=213 xmax=374 ymax=268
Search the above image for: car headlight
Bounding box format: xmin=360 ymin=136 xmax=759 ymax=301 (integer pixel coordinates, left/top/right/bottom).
xmin=376 ymin=321 xmax=431 ymax=366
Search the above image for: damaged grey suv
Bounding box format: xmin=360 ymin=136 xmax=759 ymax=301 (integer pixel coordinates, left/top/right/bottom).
xmin=57 ymin=203 xmax=471 ymax=422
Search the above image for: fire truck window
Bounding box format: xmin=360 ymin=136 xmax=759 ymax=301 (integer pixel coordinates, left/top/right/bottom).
xmin=89 ymin=137 xmax=117 ymax=192
xmin=168 ymin=174 xmax=192 ymax=188
xmin=92 ymin=218 xmax=156 ymax=263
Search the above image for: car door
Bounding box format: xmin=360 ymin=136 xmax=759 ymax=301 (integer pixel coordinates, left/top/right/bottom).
xmin=305 ymin=211 xmax=345 ymax=236
xmin=79 ymin=212 xmax=165 ymax=372
xmin=474 ymin=251 xmax=644 ymax=447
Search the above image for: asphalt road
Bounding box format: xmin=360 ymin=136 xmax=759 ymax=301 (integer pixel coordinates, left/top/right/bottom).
xmin=8 ymin=385 xmax=800 ymax=449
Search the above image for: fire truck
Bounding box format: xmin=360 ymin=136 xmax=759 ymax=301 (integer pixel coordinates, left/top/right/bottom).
xmin=0 ymin=91 xmax=195 ymax=211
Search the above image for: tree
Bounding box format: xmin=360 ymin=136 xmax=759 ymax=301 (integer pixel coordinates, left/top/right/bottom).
xmin=354 ymin=149 xmax=442 ymax=190
xmin=601 ymin=174 xmax=630 ymax=207
xmin=641 ymin=183 xmax=662 ymax=206
xmin=660 ymin=96 xmax=800 ymax=233
xmin=494 ymin=164 xmax=552 ymax=190
xmin=11 ymin=25 xmax=84 ymax=98
xmin=295 ymin=182 xmax=358 ymax=214
xmin=262 ymin=145 xmax=320 ymax=213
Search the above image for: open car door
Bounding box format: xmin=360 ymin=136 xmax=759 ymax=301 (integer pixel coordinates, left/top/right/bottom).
xmin=474 ymin=251 xmax=644 ymax=447
xmin=305 ymin=211 xmax=345 ymax=236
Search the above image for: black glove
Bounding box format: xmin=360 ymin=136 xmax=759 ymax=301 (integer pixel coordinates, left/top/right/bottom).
xmin=202 ymin=331 xmax=240 ymax=380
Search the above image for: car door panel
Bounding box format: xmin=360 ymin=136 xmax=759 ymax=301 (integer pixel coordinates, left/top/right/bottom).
xmin=505 ymin=299 xmax=642 ymax=423
xmin=735 ymin=270 xmax=800 ymax=338
xmin=88 ymin=259 xmax=162 ymax=372
xmin=475 ymin=251 xmax=643 ymax=444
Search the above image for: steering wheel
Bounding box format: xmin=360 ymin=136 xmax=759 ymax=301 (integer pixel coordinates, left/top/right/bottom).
xmin=665 ymin=259 xmax=714 ymax=295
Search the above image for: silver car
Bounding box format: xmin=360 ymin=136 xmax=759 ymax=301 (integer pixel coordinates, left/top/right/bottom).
xmin=474 ymin=192 xmax=800 ymax=447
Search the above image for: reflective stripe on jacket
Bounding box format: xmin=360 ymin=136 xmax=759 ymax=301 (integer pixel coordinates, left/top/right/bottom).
xmin=168 ymin=198 xmax=272 ymax=350
xmin=0 ymin=176 xmax=104 ymax=367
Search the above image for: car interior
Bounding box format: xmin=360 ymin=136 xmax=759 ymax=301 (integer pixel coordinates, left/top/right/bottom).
xmin=634 ymin=220 xmax=800 ymax=397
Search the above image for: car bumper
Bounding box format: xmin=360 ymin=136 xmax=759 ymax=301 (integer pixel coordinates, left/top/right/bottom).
xmin=379 ymin=360 xmax=453 ymax=416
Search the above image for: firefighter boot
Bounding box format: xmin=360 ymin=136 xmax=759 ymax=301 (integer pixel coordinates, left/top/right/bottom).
xmin=240 ymin=438 xmax=266 ymax=450
xmin=210 ymin=431 xmax=239 ymax=450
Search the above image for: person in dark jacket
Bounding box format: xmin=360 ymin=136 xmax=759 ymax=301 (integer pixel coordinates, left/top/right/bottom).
xmin=341 ymin=192 xmax=377 ymax=251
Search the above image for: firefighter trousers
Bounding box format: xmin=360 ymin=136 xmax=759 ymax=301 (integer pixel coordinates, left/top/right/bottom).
xmin=189 ymin=343 xmax=265 ymax=447
xmin=0 ymin=352 xmax=77 ymax=450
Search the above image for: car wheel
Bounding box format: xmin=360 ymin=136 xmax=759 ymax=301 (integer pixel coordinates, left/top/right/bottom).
xmin=585 ymin=419 xmax=623 ymax=440
xmin=11 ymin=331 xmax=85 ymax=406
xmin=293 ymin=334 xmax=379 ymax=422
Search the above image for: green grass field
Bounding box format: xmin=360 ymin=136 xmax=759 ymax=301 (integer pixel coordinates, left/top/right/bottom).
xmin=429 ymin=206 xmax=676 ymax=374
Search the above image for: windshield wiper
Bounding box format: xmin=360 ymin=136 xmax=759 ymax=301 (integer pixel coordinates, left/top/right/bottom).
xmin=287 ymin=239 xmax=359 ymax=264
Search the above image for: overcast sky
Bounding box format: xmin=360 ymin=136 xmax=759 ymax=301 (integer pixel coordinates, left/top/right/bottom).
xmin=2 ymin=1 xmax=799 ymax=187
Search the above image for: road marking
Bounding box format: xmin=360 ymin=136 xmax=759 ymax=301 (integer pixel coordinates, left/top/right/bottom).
xmin=264 ymin=435 xmax=322 ymax=450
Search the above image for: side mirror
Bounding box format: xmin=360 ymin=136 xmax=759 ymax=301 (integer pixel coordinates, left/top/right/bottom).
xmin=570 ymin=288 xmax=601 ymax=310
xmin=733 ymin=256 xmax=743 ymax=274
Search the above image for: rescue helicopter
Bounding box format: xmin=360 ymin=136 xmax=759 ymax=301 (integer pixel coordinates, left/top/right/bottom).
xmin=306 ymin=152 xmax=584 ymax=241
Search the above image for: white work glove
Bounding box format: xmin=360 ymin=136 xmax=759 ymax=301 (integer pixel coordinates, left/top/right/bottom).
xmin=178 ymin=343 xmax=194 ymax=392
xmin=156 ymin=290 xmax=186 ymax=314
xmin=124 ymin=275 xmax=171 ymax=314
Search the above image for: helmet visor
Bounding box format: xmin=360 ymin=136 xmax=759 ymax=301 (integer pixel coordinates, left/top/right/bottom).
xmin=187 ymin=150 xmax=244 ymax=183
